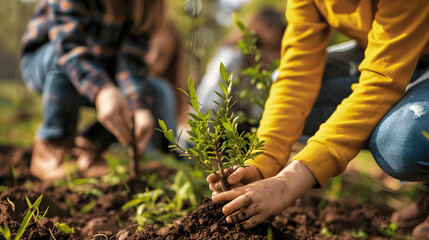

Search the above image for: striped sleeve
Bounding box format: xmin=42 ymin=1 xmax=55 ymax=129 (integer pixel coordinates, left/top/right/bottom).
xmin=48 ymin=0 xmax=112 ymax=101
xmin=116 ymin=33 xmax=150 ymax=110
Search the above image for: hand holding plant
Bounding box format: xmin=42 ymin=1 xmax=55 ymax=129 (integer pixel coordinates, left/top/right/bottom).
xmin=207 ymin=165 xmax=263 ymax=195
xmin=158 ymin=63 xmax=264 ymax=192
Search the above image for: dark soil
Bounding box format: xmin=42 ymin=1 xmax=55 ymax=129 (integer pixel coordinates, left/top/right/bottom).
xmin=0 ymin=145 xmax=404 ymax=239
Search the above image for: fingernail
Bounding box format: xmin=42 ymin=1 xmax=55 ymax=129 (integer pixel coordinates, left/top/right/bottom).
xmin=227 ymin=177 xmax=235 ymax=184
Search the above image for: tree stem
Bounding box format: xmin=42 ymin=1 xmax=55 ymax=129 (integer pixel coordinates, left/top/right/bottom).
xmin=214 ymin=136 xmax=230 ymax=191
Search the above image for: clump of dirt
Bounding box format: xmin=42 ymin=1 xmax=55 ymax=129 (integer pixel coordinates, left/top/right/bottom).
xmin=127 ymin=196 xmax=290 ymax=240
xmin=273 ymin=192 xmax=391 ymax=239
xmin=0 ymin=145 xmax=402 ymax=239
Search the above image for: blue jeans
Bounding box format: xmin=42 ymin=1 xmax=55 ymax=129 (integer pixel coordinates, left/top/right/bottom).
xmin=21 ymin=41 xmax=177 ymax=152
xmin=302 ymin=41 xmax=429 ymax=182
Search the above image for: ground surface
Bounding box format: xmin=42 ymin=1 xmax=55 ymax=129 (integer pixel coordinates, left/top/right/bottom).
xmin=0 ymin=145 xmax=416 ymax=239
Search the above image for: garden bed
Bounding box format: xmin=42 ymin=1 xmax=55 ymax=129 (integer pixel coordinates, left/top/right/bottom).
xmin=0 ymin=145 xmax=413 ymax=239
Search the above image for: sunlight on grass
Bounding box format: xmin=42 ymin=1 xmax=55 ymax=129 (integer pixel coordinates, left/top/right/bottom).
xmin=0 ymin=80 xmax=41 ymax=146
xmin=0 ymin=80 xmax=98 ymax=146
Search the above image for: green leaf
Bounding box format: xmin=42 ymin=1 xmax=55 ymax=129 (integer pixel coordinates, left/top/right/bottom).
xmin=187 ymin=112 xmax=201 ymax=121
xmin=222 ymin=122 xmax=234 ymax=132
xmin=233 ymin=12 xmax=246 ymax=32
xmin=213 ymin=90 xmax=226 ymax=102
xmin=158 ymin=119 xmax=167 ymax=132
xmin=72 ymin=178 xmax=99 ymax=186
xmin=0 ymin=225 xmax=11 ymax=240
xmin=122 ymin=198 xmax=145 ymax=211
xmin=177 ymin=87 xmax=189 ymax=97
xmin=39 ymin=206 xmax=49 ymax=220
xmin=218 ymin=81 xmax=228 ymax=97
xmin=321 ymin=227 xmax=336 ymax=238
xmin=65 ymin=198 xmax=75 ymax=215
xmin=160 ymin=128 xmax=175 ymax=144
xmin=377 ymin=222 xmax=397 ymax=237
xmin=188 ymin=148 xmax=199 ymax=157
xmin=227 ymin=72 xmax=234 ymax=82
xmin=211 ymin=100 xmax=223 ymax=110
xmin=187 ymin=76 xmax=199 ymax=112
xmin=16 ymin=194 xmax=44 ymax=240
xmin=55 ymin=222 xmax=75 ymax=234
xmin=350 ymin=229 xmax=367 ymax=239
xmin=79 ymin=200 xmax=96 ymax=215
xmin=25 ymin=196 xmax=32 ymax=208
xmin=219 ymin=63 xmax=227 ymax=82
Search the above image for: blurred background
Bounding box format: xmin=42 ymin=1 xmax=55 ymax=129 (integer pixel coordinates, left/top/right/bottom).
xmin=0 ymin=0 xmax=291 ymax=146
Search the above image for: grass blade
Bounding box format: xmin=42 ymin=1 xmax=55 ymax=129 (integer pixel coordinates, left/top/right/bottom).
xmin=15 ymin=194 xmax=43 ymax=240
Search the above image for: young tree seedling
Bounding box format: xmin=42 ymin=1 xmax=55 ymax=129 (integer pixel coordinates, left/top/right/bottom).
xmin=158 ymin=63 xmax=264 ymax=191
xmin=232 ymin=13 xmax=279 ymax=124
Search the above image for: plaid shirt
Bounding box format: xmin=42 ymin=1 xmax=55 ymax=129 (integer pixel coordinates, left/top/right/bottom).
xmin=21 ymin=0 xmax=150 ymax=110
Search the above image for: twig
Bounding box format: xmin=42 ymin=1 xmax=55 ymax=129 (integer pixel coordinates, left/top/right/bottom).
xmin=129 ymin=114 xmax=139 ymax=179
xmin=6 ymin=197 xmax=15 ymax=211
xmin=48 ymin=227 xmax=57 ymax=240
xmin=92 ymin=233 xmax=108 ymax=239
xmin=113 ymin=223 xmax=139 ymax=239
xmin=213 ymin=136 xmax=230 ymax=191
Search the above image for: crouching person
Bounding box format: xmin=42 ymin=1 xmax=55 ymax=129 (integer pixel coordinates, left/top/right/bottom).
xmin=207 ymin=0 xmax=429 ymax=239
xmin=20 ymin=0 xmax=176 ymax=182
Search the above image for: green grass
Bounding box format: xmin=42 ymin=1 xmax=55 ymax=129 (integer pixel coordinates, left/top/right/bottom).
xmin=0 ymin=80 xmax=97 ymax=146
xmin=0 ymin=80 xmax=41 ymax=146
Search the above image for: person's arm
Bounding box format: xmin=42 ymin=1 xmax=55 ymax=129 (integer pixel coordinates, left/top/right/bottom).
xmin=293 ymin=0 xmax=429 ymax=186
xmin=116 ymin=32 xmax=154 ymax=155
xmin=116 ymin=32 xmax=151 ymax=110
xmin=48 ymin=0 xmax=113 ymax=101
xmin=244 ymin=0 xmax=332 ymax=179
xmin=48 ymin=0 xmax=134 ymax=145
xmin=209 ymin=0 xmax=429 ymax=230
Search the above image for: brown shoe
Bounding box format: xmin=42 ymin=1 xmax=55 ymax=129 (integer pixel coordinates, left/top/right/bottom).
xmin=391 ymin=191 xmax=429 ymax=229
xmin=30 ymin=137 xmax=76 ymax=182
xmin=73 ymin=136 xmax=109 ymax=178
xmin=413 ymin=216 xmax=429 ymax=240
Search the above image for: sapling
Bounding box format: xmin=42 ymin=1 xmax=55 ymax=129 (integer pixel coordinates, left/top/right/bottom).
xmin=232 ymin=13 xmax=280 ymax=124
xmin=158 ymin=63 xmax=264 ymax=191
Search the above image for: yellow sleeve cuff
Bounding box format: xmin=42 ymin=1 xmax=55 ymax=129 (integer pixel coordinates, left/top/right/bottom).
xmin=292 ymin=141 xmax=339 ymax=186
xmin=244 ymin=154 xmax=284 ymax=179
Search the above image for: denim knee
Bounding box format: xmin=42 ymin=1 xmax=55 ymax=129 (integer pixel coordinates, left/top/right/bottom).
xmin=369 ymin=78 xmax=429 ymax=182
xmin=21 ymin=41 xmax=58 ymax=94
xmin=22 ymin=41 xmax=85 ymax=139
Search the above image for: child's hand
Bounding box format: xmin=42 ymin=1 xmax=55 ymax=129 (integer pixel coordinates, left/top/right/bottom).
xmin=212 ymin=161 xmax=317 ymax=229
xmin=207 ymin=165 xmax=263 ymax=195
xmin=95 ymin=84 xmax=132 ymax=146
xmin=134 ymin=109 xmax=154 ymax=156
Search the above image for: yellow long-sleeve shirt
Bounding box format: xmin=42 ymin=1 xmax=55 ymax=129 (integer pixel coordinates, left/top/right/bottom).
xmin=245 ymin=0 xmax=429 ymax=186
